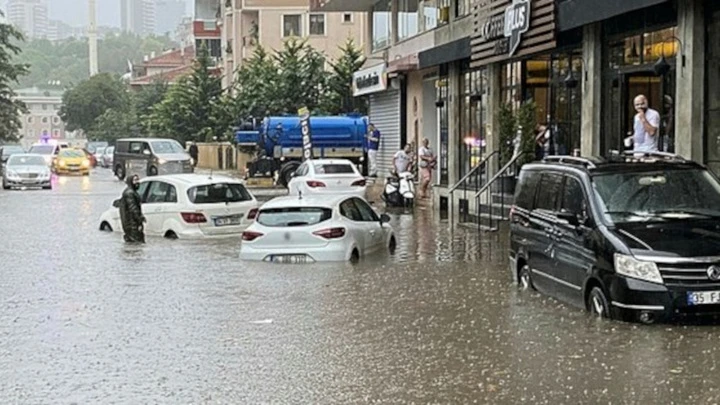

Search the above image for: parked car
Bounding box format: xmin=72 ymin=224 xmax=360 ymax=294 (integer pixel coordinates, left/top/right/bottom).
xmin=240 ymin=194 xmax=396 ymax=263
xmin=28 ymin=143 xmax=64 ymax=166
xmin=287 ymin=158 xmax=367 ymax=199
xmin=0 ymin=144 xmax=25 ymax=174
xmin=113 ymin=138 xmax=193 ymax=180
xmin=509 ymin=151 xmax=720 ymax=324
xmin=52 ymin=148 xmax=91 ymax=175
xmin=99 ymin=174 xmax=259 ymax=239
xmin=100 ymin=146 xmax=114 ymax=168
xmin=93 ymin=147 xmax=106 ymax=167
xmin=2 ymin=153 xmax=52 ymax=190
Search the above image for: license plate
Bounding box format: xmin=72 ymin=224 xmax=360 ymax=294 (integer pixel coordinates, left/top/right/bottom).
xmin=214 ymin=216 xmax=242 ymax=226
xmin=687 ymin=291 xmax=720 ymax=305
xmin=268 ymin=255 xmax=308 ymax=264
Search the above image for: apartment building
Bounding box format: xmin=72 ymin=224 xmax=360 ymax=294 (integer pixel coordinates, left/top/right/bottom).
xmin=13 ymin=88 xmax=69 ymax=149
xmin=5 ymin=0 xmax=48 ymax=39
xmin=121 ymin=0 xmax=156 ymax=36
xmin=220 ymin=0 xmax=368 ymax=89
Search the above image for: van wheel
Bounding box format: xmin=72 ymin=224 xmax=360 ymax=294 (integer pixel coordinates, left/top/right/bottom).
xmin=518 ymin=265 xmax=534 ymax=291
xmin=350 ymin=249 xmax=360 ymax=263
xmin=99 ymin=222 xmax=112 ymax=232
xmin=388 ymin=237 xmax=397 ymax=254
xmin=115 ymin=165 xmax=125 ymax=180
xmin=148 ymin=166 xmax=158 ymax=176
xmin=164 ymin=230 xmax=178 ymax=240
xmin=588 ymin=287 xmax=610 ymax=319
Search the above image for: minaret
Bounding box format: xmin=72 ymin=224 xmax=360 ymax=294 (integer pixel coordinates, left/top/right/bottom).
xmin=88 ymin=0 xmax=99 ymax=76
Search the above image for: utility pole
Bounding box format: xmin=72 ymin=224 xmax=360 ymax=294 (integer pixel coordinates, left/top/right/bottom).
xmin=88 ymin=0 xmax=99 ymax=76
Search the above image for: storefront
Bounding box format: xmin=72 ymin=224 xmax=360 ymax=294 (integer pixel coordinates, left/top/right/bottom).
xmin=705 ymin=0 xmax=720 ymax=174
xmin=353 ymin=63 xmax=403 ymax=177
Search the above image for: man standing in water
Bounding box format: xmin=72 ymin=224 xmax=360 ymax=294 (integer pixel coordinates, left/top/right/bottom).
xmin=119 ymin=174 xmax=146 ymax=243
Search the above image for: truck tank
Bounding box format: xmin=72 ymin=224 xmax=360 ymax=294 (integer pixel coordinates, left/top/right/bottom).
xmin=261 ymin=115 xmax=368 ymax=159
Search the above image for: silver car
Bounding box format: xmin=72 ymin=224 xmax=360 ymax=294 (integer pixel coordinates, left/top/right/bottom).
xmin=2 ymin=154 xmax=52 ymax=190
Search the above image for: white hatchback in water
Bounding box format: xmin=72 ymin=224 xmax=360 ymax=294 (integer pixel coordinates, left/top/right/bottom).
xmin=286 ymin=159 xmax=367 ymax=199
xmin=99 ymin=174 xmax=259 ymax=239
xmin=239 ymin=194 xmax=396 ymax=263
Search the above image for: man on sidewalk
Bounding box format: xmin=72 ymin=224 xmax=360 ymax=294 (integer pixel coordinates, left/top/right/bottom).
xmin=365 ymin=123 xmax=380 ymax=177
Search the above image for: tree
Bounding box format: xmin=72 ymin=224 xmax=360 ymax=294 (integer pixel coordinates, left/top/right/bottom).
xmin=0 ymin=14 xmax=29 ymax=143
xmin=86 ymin=107 xmax=138 ymax=143
xmin=232 ymin=46 xmax=280 ymax=120
xmin=273 ymin=38 xmax=327 ymax=114
xmin=150 ymin=46 xmax=230 ymax=143
xmin=134 ymin=79 xmax=168 ymax=134
xmin=322 ymin=38 xmax=367 ymax=115
xmin=59 ymin=72 xmax=130 ymax=133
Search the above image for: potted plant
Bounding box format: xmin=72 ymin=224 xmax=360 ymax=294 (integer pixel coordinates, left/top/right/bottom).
xmin=496 ymin=102 xmax=518 ymax=194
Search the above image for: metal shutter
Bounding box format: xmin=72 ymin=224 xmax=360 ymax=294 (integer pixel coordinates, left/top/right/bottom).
xmin=369 ymin=90 xmax=401 ymax=177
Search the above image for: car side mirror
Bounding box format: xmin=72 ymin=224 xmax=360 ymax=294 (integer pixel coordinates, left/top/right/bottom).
xmin=380 ymin=213 xmax=391 ymax=223
xmin=142 ymin=149 xmax=151 ymax=155
xmin=557 ymin=211 xmax=580 ymax=227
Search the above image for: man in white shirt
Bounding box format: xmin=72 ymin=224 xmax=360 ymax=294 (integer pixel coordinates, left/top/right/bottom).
xmin=631 ymin=94 xmax=661 ymax=152
xmin=392 ymin=144 xmax=411 ymax=174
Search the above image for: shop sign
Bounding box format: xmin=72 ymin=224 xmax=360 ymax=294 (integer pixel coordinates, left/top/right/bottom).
xmin=353 ymin=64 xmax=387 ymax=97
xmin=298 ymin=106 xmax=313 ymax=161
xmin=479 ymin=0 xmax=531 ymax=57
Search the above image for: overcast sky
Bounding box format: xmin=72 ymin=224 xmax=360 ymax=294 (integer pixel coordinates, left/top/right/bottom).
xmin=46 ymin=0 xmax=193 ymax=27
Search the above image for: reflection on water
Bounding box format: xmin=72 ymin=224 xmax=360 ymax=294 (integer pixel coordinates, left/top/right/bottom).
xmin=1 ymin=170 xmax=720 ymax=403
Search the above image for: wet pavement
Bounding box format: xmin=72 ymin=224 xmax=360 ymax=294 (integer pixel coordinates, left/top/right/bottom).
xmin=1 ymin=169 xmax=719 ymax=403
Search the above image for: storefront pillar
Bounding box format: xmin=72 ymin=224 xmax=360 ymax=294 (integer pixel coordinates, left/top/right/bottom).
xmin=447 ymin=62 xmax=460 ymax=186
xmin=581 ymin=23 xmax=602 ymax=157
xmin=485 ymin=62 xmax=502 ymax=177
xmin=675 ymin=0 xmax=705 ymax=161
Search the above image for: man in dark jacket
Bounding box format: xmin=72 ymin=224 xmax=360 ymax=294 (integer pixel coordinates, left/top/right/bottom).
xmin=189 ymin=142 xmax=199 ymax=167
xmin=119 ymin=174 xmax=146 ymax=243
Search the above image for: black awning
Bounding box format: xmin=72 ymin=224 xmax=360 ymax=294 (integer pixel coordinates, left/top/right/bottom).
xmin=418 ymin=37 xmax=471 ymax=69
xmin=557 ymin=0 xmax=670 ymax=31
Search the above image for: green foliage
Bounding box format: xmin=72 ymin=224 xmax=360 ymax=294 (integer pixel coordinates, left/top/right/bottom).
xmin=0 ymin=15 xmax=29 ymax=142
xmin=150 ymin=46 xmax=231 ymax=144
xmin=272 ymin=37 xmax=327 ymax=114
xmin=498 ymin=101 xmax=538 ymax=167
xmin=322 ymin=38 xmax=367 ymax=115
xmin=498 ymin=103 xmax=516 ymax=165
xmin=232 ymin=46 xmax=280 ymax=119
xmin=12 ymin=33 xmax=177 ymax=89
xmin=86 ymin=107 xmax=138 ymax=143
xmin=59 ymin=72 xmax=130 ymax=133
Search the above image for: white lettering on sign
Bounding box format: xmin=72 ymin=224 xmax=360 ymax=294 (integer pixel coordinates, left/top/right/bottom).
xmin=504 ymin=0 xmax=531 ymax=56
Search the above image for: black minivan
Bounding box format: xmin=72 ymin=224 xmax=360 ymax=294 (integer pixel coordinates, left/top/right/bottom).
xmin=509 ymin=152 xmax=720 ymax=323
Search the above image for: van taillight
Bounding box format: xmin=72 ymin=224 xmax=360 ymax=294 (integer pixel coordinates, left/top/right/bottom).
xmin=242 ymin=231 xmax=264 ymax=241
xmin=312 ymin=227 xmax=346 ymax=239
xmin=306 ymin=180 xmax=326 ymax=188
xmin=351 ymin=179 xmax=366 ymax=187
xmin=181 ymin=212 xmax=207 ymax=223
xmin=247 ymin=208 xmax=258 ymax=220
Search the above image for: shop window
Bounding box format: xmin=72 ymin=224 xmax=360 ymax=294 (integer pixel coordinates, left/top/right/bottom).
xmin=455 ymin=0 xmax=471 ymax=18
xmin=282 ymin=14 xmax=302 ymax=37
xmin=437 ymin=64 xmax=449 ymax=185
xmin=607 ymin=27 xmax=677 ymax=69
xmin=458 ymin=62 xmax=488 ymax=182
xmin=309 ymin=14 xmax=325 ymax=36
xmin=372 ymin=0 xmax=392 ymax=50
xmin=398 ymin=0 xmax=419 ymax=40
xmin=501 ymin=61 xmax=523 ymax=111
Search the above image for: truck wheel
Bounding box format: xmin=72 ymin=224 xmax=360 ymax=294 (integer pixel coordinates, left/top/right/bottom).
xmin=278 ymin=162 xmax=300 ymax=188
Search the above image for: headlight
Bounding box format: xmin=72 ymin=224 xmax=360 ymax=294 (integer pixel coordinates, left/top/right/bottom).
xmin=157 ymin=158 xmax=167 ymax=165
xmin=614 ymin=254 xmax=663 ymax=284
xmin=59 ymin=160 xmax=66 ymax=167
xmin=7 ymin=170 xmax=18 ymax=178
xmin=81 ymin=159 xmax=90 ymax=167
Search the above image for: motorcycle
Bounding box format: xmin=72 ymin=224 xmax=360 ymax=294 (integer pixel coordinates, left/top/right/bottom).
xmin=381 ymin=171 xmax=415 ymax=207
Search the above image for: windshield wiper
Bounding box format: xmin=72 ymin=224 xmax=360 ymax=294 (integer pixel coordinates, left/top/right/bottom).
xmin=650 ymin=209 xmax=720 ymax=219
xmin=604 ymin=211 xmax=656 ymax=217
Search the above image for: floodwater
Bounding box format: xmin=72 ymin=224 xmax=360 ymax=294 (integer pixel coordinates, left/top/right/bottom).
xmin=1 ymin=169 xmax=719 ymax=404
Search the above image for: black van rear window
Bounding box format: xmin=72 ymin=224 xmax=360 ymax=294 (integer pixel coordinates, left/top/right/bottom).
xmin=187 ymin=183 xmax=253 ymax=204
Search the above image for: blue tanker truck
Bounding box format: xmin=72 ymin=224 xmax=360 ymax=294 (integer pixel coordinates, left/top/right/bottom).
xmin=235 ymin=114 xmax=368 ymax=186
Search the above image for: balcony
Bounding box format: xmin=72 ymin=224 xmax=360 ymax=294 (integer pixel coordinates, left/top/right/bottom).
xmin=309 ymin=0 xmax=376 ymax=12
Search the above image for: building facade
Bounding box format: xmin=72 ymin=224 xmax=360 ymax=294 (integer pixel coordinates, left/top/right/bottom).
xmin=121 ymin=0 xmax=156 ymax=36
xmin=13 ymin=88 xmax=70 ymax=149
xmin=312 ymin=0 xmax=720 ymax=216
xmin=220 ymin=0 xmax=368 ymax=90
xmin=5 ymin=0 xmax=48 ymax=39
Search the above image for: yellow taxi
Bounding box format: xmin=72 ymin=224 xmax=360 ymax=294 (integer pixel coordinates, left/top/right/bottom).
xmin=53 ymin=148 xmax=91 ymax=175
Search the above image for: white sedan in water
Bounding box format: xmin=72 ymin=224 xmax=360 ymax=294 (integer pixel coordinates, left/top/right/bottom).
xmin=99 ymin=174 xmax=259 ymax=239
xmin=287 ymin=158 xmax=367 ymax=199
xmin=239 ymin=194 xmax=396 ymax=263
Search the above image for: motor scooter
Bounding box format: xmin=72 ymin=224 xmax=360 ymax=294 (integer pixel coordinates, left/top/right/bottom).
xmin=381 ymin=171 xmax=415 ymax=207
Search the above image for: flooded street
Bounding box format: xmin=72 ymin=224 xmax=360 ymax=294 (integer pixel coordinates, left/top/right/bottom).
xmin=1 ymin=170 xmax=720 ymax=403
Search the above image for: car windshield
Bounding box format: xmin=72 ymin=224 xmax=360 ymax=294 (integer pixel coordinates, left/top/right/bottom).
xmin=95 ymin=147 xmax=106 ymax=154
xmin=59 ymin=150 xmax=85 ymax=158
xmin=151 ymin=141 xmax=185 ymax=154
xmin=2 ymin=146 xmax=23 ymax=156
xmin=187 ymin=183 xmax=253 ymax=204
xmin=256 ymin=207 xmax=333 ymax=227
xmin=105 ymin=147 xmax=114 ymax=154
xmin=314 ymin=164 xmax=355 ymax=174
xmin=7 ymin=155 xmax=46 ymax=166
xmin=592 ymin=168 xmax=720 ymax=223
xmin=28 ymin=145 xmax=53 ymax=155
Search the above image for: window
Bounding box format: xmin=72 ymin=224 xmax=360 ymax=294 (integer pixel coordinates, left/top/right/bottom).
xmin=195 ymin=39 xmax=222 ymax=58
xmin=398 ymin=0 xmax=418 ymax=40
xmin=309 ymin=14 xmax=325 ymax=36
xmin=535 ymin=173 xmax=563 ymax=211
xmin=340 ymin=199 xmax=363 ymax=221
xmin=129 ymin=142 xmax=146 ymax=154
xmin=283 ymin=14 xmax=302 ymax=37
xmin=422 ymin=0 xmax=439 ymax=30
xmin=42 ymin=117 xmax=48 ymax=124
xmin=27 ymin=116 xmax=32 ymax=124
xmin=145 ymin=181 xmax=177 ymax=203
xmin=455 ymin=0 xmax=471 ymax=17
xmin=458 ymin=64 xmax=488 ymax=182
xmin=561 ymin=177 xmax=587 ymax=217
xmin=137 ymin=182 xmax=150 ymax=200
xmin=294 ymin=163 xmax=309 ymax=177
xmin=53 ymin=116 xmax=60 ymax=124
xmin=150 ymin=140 xmax=184 ymax=154
xmin=313 ymin=163 xmax=356 ymax=174
xmin=515 ymin=170 xmax=541 ymax=209
xmin=438 ymin=65 xmax=449 ymax=185
xmin=42 ymin=104 xmax=47 ymax=110
xmin=53 ymin=129 xmax=60 ymax=137
xmin=352 ymin=198 xmax=380 ymax=222
xmin=343 ymin=13 xmax=353 ymax=23
xmin=187 ymin=183 xmax=253 ymax=204
xmin=256 ymin=207 xmax=332 ymax=227
xmin=372 ymin=0 xmax=391 ymax=51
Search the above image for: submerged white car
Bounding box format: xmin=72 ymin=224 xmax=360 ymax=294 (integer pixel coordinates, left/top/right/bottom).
xmin=287 ymin=159 xmax=367 ymax=199
xmin=239 ymin=194 xmax=396 ymax=263
xmin=99 ymin=174 xmax=259 ymax=239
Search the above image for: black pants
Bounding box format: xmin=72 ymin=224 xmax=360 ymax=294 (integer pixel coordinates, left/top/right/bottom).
xmin=123 ymin=225 xmax=145 ymax=243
